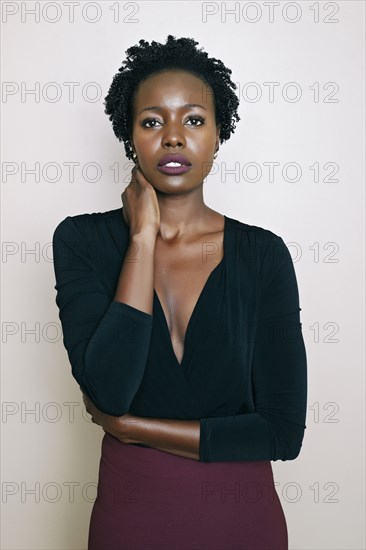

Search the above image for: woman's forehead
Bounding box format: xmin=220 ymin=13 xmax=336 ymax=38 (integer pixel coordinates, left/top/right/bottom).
xmin=133 ymin=71 xmax=214 ymax=110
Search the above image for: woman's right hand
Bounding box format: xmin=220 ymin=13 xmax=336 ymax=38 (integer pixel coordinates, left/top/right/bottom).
xmin=121 ymin=162 xmax=160 ymax=236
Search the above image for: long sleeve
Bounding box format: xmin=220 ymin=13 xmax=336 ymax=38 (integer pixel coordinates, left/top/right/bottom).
xmin=52 ymin=216 xmax=153 ymax=416
xmin=199 ymin=234 xmax=308 ymax=462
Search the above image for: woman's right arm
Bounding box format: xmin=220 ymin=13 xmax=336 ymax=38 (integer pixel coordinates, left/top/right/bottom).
xmin=52 ymin=165 xmax=160 ymax=416
xmin=113 ymin=163 xmax=160 ymax=313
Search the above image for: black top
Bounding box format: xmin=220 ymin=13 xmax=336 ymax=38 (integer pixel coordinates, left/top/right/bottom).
xmin=52 ymin=207 xmax=307 ymax=463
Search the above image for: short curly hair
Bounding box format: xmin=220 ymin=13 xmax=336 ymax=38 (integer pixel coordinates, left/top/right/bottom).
xmin=104 ymin=35 xmax=240 ymax=161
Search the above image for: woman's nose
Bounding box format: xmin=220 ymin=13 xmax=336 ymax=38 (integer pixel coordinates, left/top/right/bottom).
xmin=161 ymin=120 xmax=186 ymax=148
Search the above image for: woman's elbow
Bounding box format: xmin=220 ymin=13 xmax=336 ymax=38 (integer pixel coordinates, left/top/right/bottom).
xmin=273 ymin=427 xmax=306 ymax=461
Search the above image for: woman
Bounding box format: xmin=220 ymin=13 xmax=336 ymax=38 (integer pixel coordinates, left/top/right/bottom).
xmin=52 ymin=35 xmax=307 ymax=550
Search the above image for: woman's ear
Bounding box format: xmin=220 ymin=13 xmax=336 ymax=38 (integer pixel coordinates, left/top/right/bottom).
xmin=215 ymin=123 xmax=221 ymax=147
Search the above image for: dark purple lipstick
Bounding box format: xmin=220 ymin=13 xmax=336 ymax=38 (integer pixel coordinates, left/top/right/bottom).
xmin=157 ymin=153 xmax=192 ymax=175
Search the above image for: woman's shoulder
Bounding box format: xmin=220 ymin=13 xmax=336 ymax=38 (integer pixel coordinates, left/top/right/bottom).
xmin=225 ymin=213 xmax=284 ymax=245
xmin=53 ymin=207 xmax=123 ymax=239
xmin=225 ymin=214 xmax=292 ymax=271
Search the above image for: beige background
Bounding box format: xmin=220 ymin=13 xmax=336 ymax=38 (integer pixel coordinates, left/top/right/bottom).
xmin=1 ymin=1 xmax=365 ymax=548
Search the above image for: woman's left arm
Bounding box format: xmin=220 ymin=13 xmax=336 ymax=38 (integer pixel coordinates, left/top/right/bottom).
xmin=82 ymin=391 xmax=200 ymax=461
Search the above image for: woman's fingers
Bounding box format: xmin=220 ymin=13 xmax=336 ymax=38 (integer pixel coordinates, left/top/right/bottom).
xmin=82 ymin=392 xmax=100 ymax=420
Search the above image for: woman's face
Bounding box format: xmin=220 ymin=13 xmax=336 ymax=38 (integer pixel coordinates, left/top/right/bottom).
xmin=130 ymin=70 xmax=220 ymax=193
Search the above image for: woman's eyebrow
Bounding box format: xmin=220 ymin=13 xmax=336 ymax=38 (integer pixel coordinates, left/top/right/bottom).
xmin=138 ymin=103 xmax=207 ymax=115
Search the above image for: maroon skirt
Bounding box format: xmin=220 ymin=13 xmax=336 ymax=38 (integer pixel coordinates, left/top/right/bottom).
xmin=88 ymin=433 xmax=288 ymax=550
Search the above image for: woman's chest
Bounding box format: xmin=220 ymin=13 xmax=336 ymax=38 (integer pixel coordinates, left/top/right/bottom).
xmin=134 ymin=258 xmax=259 ymax=418
xmin=153 ymin=233 xmax=224 ymax=368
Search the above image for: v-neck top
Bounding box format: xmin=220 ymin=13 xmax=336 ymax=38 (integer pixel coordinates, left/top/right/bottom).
xmin=153 ymin=215 xmax=228 ymax=369
xmin=52 ymin=207 xmax=308 ymax=463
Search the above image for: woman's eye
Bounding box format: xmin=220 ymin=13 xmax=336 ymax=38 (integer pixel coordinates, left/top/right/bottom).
xmin=142 ymin=118 xmax=161 ymax=128
xmin=187 ymin=116 xmax=204 ymax=126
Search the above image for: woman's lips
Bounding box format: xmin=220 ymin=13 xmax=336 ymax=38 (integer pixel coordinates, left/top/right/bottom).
xmin=156 ymin=164 xmax=192 ymax=175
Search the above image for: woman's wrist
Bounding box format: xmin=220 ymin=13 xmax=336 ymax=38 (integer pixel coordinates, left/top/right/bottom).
xmin=114 ymin=413 xmax=142 ymax=444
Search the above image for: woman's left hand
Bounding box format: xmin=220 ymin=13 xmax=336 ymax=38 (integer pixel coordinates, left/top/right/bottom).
xmin=81 ymin=391 xmax=139 ymax=444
